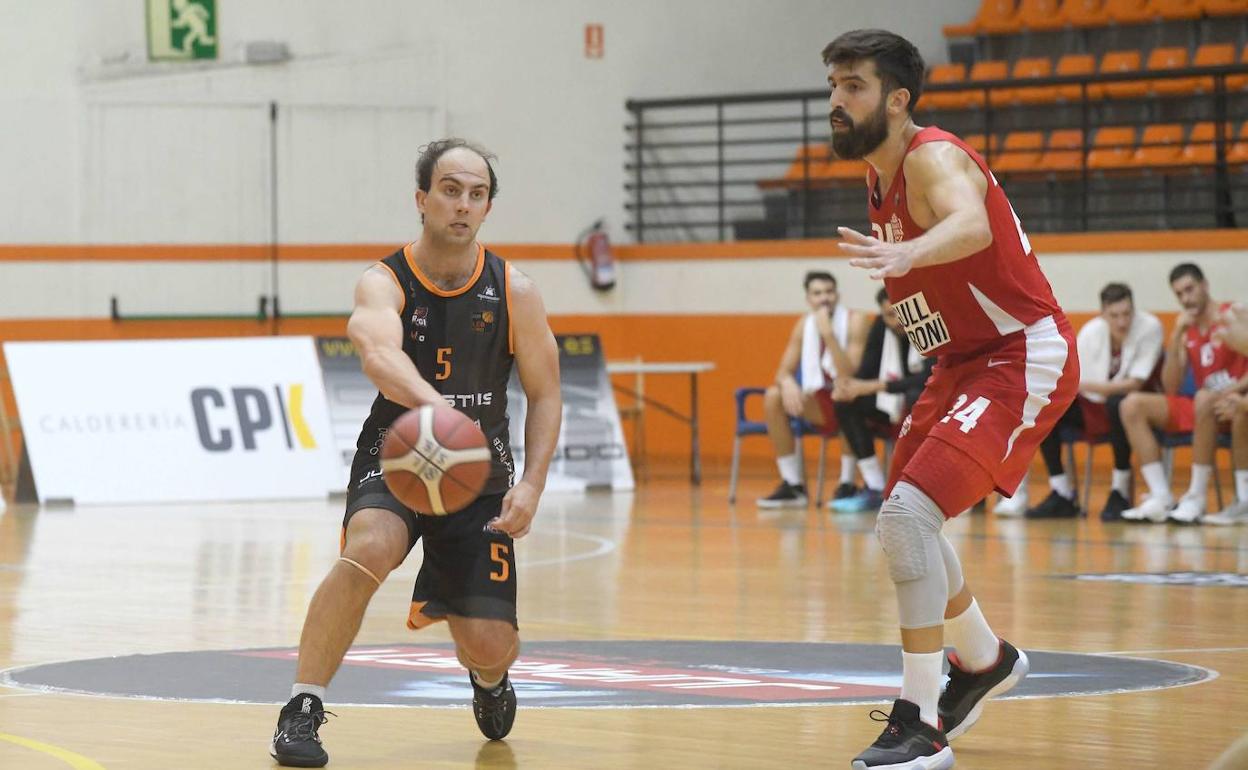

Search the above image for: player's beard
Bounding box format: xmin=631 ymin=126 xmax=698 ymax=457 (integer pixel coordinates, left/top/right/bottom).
xmin=829 ymin=99 xmax=889 ymax=160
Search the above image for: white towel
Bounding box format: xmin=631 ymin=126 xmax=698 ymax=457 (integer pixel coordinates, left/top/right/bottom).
xmin=876 ymin=327 xmax=906 ymax=422
xmin=1076 ymin=310 xmax=1163 ymax=404
xmin=799 ymin=305 xmax=850 ymax=392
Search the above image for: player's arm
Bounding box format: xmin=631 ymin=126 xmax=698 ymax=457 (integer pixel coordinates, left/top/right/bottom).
xmin=346 ymin=266 xmax=444 ymax=408
xmin=840 ymin=142 xmax=992 ymax=279
xmin=1160 ymin=314 xmax=1193 ymax=395
xmin=776 ymin=318 xmax=805 ymax=416
xmin=488 ymin=267 xmax=561 ymax=539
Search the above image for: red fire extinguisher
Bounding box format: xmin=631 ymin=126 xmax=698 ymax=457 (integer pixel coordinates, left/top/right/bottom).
xmin=575 ymin=219 xmax=616 ymax=291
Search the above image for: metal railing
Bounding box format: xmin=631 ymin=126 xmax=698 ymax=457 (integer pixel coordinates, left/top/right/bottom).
xmin=625 ymin=64 xmax=1248 ymax=242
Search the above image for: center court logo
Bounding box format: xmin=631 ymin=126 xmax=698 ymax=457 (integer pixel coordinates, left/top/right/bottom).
xmin=191 ymin=384 xmax=318 ymax=452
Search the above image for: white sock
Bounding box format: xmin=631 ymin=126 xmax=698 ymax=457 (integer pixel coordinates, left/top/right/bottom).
xmin=777 ymin=454 xmax=802 ymax=486
xmin=840 ymin=453 xmax=857 ymax=484
xmin=1237 ymin=470 xmax=1248 ymax=503
xmin=291 ymin=683 xmax=326 ymax=702
xmin=1049 ymin=473 xmax=1074 ymax=500
xmin=472 ymin=670 xmax=503 ymax=690
xmin=858 ymin=456 xmax=885 ymax=491
xmin=900 ymin=651 xmax=944 ymax=728
xmin=1188 ymin=464 xmax=1212 ymax=497
xmin=1140 ymin=462 xmax=1170 ymax=500
xmin=1112 ymin=468 xmax=1132 ymax=496
xmin=944 ymin=599 xmax=1000 ymax=672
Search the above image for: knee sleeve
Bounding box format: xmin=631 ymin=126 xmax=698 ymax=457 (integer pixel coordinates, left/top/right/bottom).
xmin=938 ymin=532 xmax=965 ymax=597
xmin=876 ymin=481 xmax=950 ymax=629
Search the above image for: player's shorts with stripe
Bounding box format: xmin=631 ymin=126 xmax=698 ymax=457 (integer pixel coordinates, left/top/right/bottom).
xmin=344 ymin=454 xmax=517 ymax=630
xmin=884 ymin=315 xmax=1080 ymax=517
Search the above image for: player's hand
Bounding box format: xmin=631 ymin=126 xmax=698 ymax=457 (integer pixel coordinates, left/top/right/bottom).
xmin=839 ymin=227 xmax=917 ymax=280
xmin=814 ymin=304 xmax=833 ymax=336
xmin=1214 ymin=392 xmax=1242 ymax=421
xmin=780 ymin=378 xmax=804 ymax=417
xmin=1175 ymin=308 xmax=1199 ymax=334
xmin=488 ymin=480 xmax=541 ymax=539
xmin=1214 ymin=303 xmax=1248 ymax=356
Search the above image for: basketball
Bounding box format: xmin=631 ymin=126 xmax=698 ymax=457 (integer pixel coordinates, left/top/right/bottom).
xmin=380 ymin=405 xmax=492 ymax=515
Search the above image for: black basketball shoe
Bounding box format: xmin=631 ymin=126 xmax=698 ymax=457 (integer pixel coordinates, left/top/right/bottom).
xmin=833 ymin=481 xmax=860 ymax=500
xmin=471 ymin=673 xmax=517 ymax=740
xmin=756 ymin=481 xmax=808 ymax=508
xmin=1100 ymin=489 xmax=1130 ymax=522
xmin=271 ymin=693 xmax=332 ymax=767
xmin=851 ymin=699 xmax=953 ymax=770
xmin=1024 ymin=490 xmax=1080 ymax=519
xmin=939 ymin=639 xmax=1029 ymax=741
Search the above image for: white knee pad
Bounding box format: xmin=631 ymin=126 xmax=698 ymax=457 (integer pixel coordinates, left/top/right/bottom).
xmin=938 ymin=532 xmax=965 ymax=597
xmin=876 ymin=482 xmax=949 ymax=629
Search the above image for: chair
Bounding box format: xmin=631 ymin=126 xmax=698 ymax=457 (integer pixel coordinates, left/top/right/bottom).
xmin=727 ymin=387 xmax=839 ymax=504
xmin=1061 ymin=0 xmax=1111 ymax=27
xmin=923 ymin=63 xmax=972 ymax=110
xmin=1053 ymin=53 xmax=1098 ymax=101
xmin=1038 ymin=129 xmax=1086 ymax=172
xmin=1018 ymin=0 xmax=1066 ymax=29
xmin=1181 ymin=122 xmax=1219 ymax=166
xmin=1098 ymin=50 xmax=1148 ymax=99
xmin=966 ymin=60 xmax=1010 ymax=108
xmin=1003 ymin=57 xmax=1057 ymax=105
xmin=943 ymin=0 xmax=1019 ymax=37
xmin=993 ymin=130 xmax=1047 ymax=172
xmin=1190 ymin=43 xmax=1236 ymax=95
xmin=1229 ymin=45 xmax=1248 ymax=92
xmin=1132 ymin=123 xmax=1186 ymax=167
xmin=1148 ymin=47 xmax=1198 ymax=96
xmin=1151 ymin=0 xmax=1203 ymax=18
xmin=1229 ymin=121 xmax=1248 ymax=165
xmin=1106 ymin=0 xmax=1155 ymax=22
xmin=1201 ymin=0 xmax=1248 ymax=16
xmin=1087 ymin=126 xmax=1138 ymax=169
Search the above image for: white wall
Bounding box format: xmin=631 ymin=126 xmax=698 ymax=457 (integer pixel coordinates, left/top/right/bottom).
xmin=1 ymin=0 xmax=978 ymax=245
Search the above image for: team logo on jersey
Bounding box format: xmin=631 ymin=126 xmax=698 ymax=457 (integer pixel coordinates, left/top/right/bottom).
xmin=471 ymin=310 xmax=496 ymax=333
xmin=477 ymin=285 xmax=501 ymax=302
xmin=894 ymin=291 xmax=950 ymax=355
xmin=412 ymin=307 xmax=429 ymax=327
xmin=888 ymin=213 xmax=904 ymax=242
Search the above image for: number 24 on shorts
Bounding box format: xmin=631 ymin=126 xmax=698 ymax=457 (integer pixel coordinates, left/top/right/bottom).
xmin=941 ymin=394 xmax=991 ymax=433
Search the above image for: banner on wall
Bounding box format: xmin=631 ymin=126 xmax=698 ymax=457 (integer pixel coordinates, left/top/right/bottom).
xmin=5 ymin=337 xmax=338 ymax=504
xmin=318 ymin=333 xmax=634 ymax=494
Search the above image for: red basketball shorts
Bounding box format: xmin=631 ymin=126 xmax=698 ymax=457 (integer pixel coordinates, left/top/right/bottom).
xmin=884 ymin=315 xmax=1080 ymax=517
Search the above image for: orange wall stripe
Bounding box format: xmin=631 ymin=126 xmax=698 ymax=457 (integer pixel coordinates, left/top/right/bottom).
xmin=3 ymin=230 xmax=1247 ymax=263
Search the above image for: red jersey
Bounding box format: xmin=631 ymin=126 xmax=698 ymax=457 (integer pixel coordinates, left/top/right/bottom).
xmin=870 ymin=127 xmax=1067 ymax=360
xmin=1186 ymin=302 xmax=1248 ymax=391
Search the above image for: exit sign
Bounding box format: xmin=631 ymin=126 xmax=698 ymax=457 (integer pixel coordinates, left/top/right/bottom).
xmin=147 ymin=0 xmax=218 ymax=61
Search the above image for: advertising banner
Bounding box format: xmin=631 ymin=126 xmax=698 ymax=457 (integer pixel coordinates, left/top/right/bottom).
xmin=5 ymin=337 xmax=338 ymax=504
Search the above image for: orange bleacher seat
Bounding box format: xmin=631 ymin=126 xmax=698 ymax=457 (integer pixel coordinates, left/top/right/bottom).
xmin=1148 ymin=47 xmax=1199 ymax=96
xmin=962 ymin=134 xmax=1002 ymax=156
xmin=757 ymin=144 xmax=829 ymax=190
xmin=1229 ymin=122 xmax=1248 ymax=165
xmin=1181 ymin=122 xmax=1218 ymax=165
xmin=1201 ymin=0 xmax=1248 ymax=16
xmin=1062 ymin=0 xmax=1111 ymax=27
xmin=1018 ymin=0 xmax=1067 ymax=29
xmin=1132 ymin=124 xmax=1186 ymax=167
xmin=1191 ymin=43 xmax=1236 ymax=94
xmin=1087 ymin=126 xmax=1138 ymax=169
xmin=1106 ymin=0 xmax=1155 ymax=22
xmin=944 ymin=0 xmax=1020 ymax=36
xmin=827 ymin=159 xmax=869 ymax=180
xmin=993 ymin=131 xmax=1046 ymax=172
xmin=1228 ymin=45 xmax=1248 ymax=92
xmin=1054 ymin=53 xmax=1098 ymax=101
xmin=966 ymin=59 xmax=1009 ymax=107
xmin=1099 ymin=50 xmax=1148 ymax=99
xmin=923 ymin=63 xmax=972 ymax=110
xmin=993 ymin=55 xmax=1053 ymax=103
xmin=1151 ymin=0 xmax=1203 ymax=19
xmin=1038 ymin=129 xmax=1086 ymax=171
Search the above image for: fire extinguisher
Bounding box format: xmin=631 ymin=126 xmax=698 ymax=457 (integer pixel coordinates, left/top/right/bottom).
xmin=575 ymin=219 xmax=616 ymax=291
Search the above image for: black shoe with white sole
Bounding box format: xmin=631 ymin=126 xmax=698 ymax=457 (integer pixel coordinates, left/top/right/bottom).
xmin=756 ymin=481 xmax=808 ymax=508
xmin=938 ymin=639 xmax=1029 ymax=741
xmin=271 ymin=694 xmax=332 ymax=767
xmin=851 ymin=699 xmax=953 ymax=770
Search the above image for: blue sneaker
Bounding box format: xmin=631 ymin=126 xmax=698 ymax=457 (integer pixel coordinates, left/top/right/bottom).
xmin=829 ymin=487 xmax=884 ymax=513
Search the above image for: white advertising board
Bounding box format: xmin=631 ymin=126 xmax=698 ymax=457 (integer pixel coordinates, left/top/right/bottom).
xmin=5 ymin=337 xmax=339 ymax=504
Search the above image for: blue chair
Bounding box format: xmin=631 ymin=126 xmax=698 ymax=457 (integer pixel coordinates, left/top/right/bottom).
xmin=727 ymin=387 xmax=837 ymax=504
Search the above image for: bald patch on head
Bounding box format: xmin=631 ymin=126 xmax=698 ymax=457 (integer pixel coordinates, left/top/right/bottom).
xmin=433 ymin=148 xmax=492 ymax=189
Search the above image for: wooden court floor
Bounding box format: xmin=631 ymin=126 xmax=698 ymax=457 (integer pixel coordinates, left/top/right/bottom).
xmin=1 ymin=472 xmax=1247 ymax=769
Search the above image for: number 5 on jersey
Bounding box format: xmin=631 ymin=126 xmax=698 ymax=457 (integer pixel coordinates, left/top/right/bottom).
xmin=941 ymin=393 xmax=991 ymax=434
xmin=436 ymin=347 xmax=453 ymax=381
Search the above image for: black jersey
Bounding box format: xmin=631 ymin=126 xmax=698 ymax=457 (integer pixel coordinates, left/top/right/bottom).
xmin=355 ymin=242 xmax=515 ymax=495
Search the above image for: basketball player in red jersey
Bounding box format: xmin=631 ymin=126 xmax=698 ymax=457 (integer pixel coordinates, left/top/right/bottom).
xmin=823 ymin=30 xmax=1080 ymax=770
xmin=270 ymin=140 xmax=562 ymax=767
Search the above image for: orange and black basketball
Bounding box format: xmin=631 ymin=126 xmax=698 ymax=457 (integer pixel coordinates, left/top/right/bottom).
xmin=380 ymin=405 xmax=491 ymax=515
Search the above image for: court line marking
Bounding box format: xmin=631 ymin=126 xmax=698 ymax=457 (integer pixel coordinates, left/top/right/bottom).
xmin=1096 ymin=646 xmax=1248 ymax=656
xmin=0 ymin=732 xmax=106 ymax=769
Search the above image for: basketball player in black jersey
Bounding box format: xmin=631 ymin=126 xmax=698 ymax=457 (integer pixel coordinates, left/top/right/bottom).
xmin=271 ymin=139 xmax=562 ymax=767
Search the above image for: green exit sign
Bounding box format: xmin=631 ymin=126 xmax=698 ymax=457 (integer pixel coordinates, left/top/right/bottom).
xmin=147 ymin=0 xmax=218 ymax=61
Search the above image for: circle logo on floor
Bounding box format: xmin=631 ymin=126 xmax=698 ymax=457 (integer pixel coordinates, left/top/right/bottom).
xmin=0 ymin=641 xmax=1211 ymax=708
